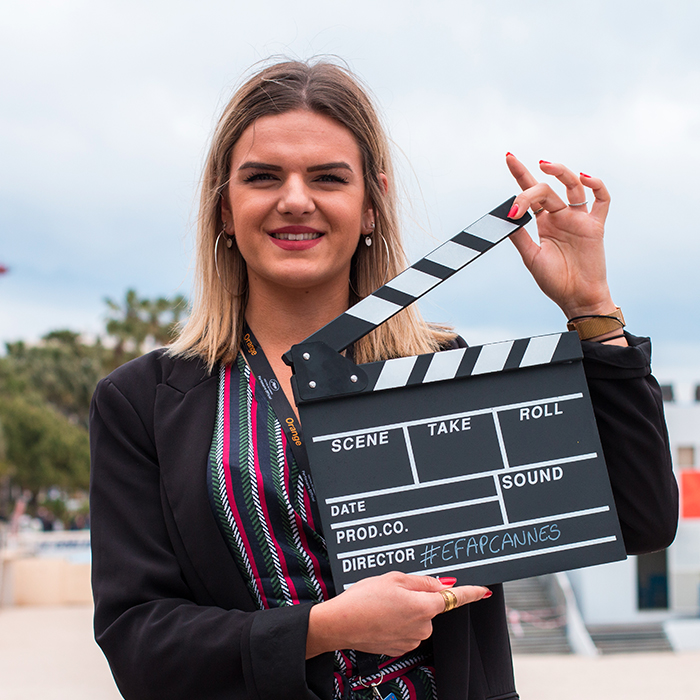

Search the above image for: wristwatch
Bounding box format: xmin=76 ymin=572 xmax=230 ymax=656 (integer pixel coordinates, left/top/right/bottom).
xmin=567 ymin=307 xmax=625 ymax=341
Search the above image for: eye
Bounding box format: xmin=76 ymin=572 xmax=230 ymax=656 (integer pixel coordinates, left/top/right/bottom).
xmin=243 ymin=172 xmax=279 ymax=183
xmin=315 ymin=173 xmax=349 ymax=184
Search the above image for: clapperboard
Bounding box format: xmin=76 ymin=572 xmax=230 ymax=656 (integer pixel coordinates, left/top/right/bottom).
xmin=284 ymin=196 xmax=626 ymax=590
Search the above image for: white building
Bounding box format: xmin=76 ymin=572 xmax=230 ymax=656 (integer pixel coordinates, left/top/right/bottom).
xmin=566 ymin=383 xmax=700 ymax=645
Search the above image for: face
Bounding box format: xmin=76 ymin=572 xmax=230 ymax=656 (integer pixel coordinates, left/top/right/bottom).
xmin=221 ymin=109 xmax=375 ymax=296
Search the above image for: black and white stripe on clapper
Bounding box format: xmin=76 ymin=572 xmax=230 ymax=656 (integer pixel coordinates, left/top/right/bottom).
xmin=289 ymin=330 xmax=582 ymax=404
xmin=290 ymin=196 xmax=531 ymax=356
xmin=358 ymin=331 xmax=582 ymax=395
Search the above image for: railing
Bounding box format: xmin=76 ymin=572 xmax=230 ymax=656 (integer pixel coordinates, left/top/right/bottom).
xmin=544 ymin=572 xmax=599 ymax=656
xmin=14 ymin=529 xmax=91 ymax=562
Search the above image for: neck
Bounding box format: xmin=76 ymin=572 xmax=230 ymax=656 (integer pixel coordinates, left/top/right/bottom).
xmin=245 ymin=279 xmax=350 ymax=354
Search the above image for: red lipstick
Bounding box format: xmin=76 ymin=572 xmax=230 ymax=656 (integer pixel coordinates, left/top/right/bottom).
xmin=268 ymin=225 xmax=324 ymax=251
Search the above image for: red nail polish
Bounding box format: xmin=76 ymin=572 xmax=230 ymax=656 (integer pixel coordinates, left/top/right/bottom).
xmin=580 ymin=172 xmax=592 ymax=178
xmin=539 ymin=160 xmax=551 ymax=165
xmin=506 ymin=152 xmax=514 ymax=157
xmin=438 ymin=577 xmax=457 ymax=586
xmin=507 ymin=204 xmax=519 ymax=218
xmin=482 ymin=589 xmax=493 ymax=599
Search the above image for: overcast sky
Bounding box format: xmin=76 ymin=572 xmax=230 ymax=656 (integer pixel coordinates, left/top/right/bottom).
xmin=1 ymin=0 xmax=698 ymax=394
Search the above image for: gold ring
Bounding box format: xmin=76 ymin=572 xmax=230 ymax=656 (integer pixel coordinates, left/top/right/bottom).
xmin=440 ymin=589 xmax=458 ymax=613
xmin=532 ymin=206 xmax=545 ymax=215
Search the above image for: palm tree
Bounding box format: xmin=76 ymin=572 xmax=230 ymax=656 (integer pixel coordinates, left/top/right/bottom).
xmin=104 ymin=290 xmax=189 ymax=368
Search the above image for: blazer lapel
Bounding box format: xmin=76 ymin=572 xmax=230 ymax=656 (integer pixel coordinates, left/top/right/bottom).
xmin=154 ymin=358 xmax=256 ymax=612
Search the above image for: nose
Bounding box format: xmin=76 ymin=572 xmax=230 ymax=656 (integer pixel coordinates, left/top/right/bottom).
xmin=277 ymin=175 xmax=315 ymax=216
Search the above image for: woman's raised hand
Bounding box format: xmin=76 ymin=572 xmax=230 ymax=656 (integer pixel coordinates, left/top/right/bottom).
xmin=505 ymin=153 xmax=618 ymax=321
xmin=306 ymin=572 xmax=490 ymax=658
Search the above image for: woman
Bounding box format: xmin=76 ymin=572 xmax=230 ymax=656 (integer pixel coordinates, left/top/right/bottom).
xmin=89 ymin=60 xmax=678 ymax=700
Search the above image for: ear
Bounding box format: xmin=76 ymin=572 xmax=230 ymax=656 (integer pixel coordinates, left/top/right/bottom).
xmin=362 ymin=173 xmax=388 ymax=232
xmin=361 ymin=206 xmax=376 ymax=235
xmin=220 ymin=194 xmax=233 ymax=231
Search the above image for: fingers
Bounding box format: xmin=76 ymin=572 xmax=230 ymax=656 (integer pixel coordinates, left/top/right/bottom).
xmin=580 ymin=172 xmax=611 ymax=224
xmin=508 ymin=226 xmax=539 ymax=272
xmin=505 ymin=152 xmax=538 ymax=191
xmin=507 ymin=182 xmax=567 ymax=220
xmin=308 ymin=573 xmax=493 ymax=657
xmin=505 ymin=155 xmax=610 ymax=224
xmin=401 ymin=573 xmax=452 ymax=593
xmin=539 ymin=160 xmax=587 ymax=209
xmin=429 ymin=577 xmax=492 ymax=616
xmin=385 ymin=572 xmax=492 ymax=614
xmin=439 ymin=583 xmax=492 ymax=612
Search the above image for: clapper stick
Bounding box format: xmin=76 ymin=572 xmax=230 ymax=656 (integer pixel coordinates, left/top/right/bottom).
xmin=282 ymin=196 xmax=626 ymax=589
xmin=284 ymin=196 xmax=531 ymax=360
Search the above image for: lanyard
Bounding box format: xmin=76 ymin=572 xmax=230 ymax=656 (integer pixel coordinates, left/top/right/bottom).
xmin=240 ymin=324 xmax=321 ymax=522
xmin=242 ymin=325 xmax=400 ymax=692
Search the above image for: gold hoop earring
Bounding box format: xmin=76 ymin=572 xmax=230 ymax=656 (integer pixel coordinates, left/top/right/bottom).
xmin=214 ymin=230 xmax=247 ymax=298
xmin=375 ymin=230 xmax=390 ymax=286
xmin=349 ymin=281 xmax=359 ymax=298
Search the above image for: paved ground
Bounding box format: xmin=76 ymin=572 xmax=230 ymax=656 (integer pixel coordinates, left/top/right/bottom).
xmin=0 ymin=605 xmax=120 ymax=700
xmin=1 ymin=605 xmax=699 ymax=699
xmin=513 ymin=651 xmax=700 ymax=699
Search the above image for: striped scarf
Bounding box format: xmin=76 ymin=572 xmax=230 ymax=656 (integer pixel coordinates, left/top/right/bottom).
xmin=208 ymin=355 xmax=437 ymax=699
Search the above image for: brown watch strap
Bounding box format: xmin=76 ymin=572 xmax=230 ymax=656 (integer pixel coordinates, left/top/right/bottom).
xmin=567 ymin=307 xmax=626 ymax=340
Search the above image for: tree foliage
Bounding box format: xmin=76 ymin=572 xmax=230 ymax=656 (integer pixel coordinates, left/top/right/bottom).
xmin=0 ymin=290 xmax=188 ymax=507
xmin=0 ymin=394 xmax=90 ymax=492
xmin=104 ymin=289 xmax=187 ymax=370
xmin=0 ymin=414 xmax=10 ymax=480
xmin=2 ymin=331 xmax=107 ymax=428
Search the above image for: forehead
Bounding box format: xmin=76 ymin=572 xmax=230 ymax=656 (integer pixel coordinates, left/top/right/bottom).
xmin=231 ymin=110 xmax=363 ymax=167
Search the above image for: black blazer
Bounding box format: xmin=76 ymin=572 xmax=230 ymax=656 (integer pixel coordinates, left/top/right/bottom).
xmin=89 ymin=334 xmax=678 ymax=700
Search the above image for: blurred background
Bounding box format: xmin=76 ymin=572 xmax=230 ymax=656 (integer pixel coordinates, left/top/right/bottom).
xmin=1 ymin=1 xmax=698 ymax=698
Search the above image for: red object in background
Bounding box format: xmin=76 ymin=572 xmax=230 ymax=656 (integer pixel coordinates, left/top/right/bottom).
xmin=681 ymin=471 xmax=700 ymax=518
xmin=0 ymin=264 xmax=8 ymax=274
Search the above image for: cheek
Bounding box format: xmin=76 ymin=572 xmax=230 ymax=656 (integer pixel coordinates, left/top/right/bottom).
xmin=228 ymin=185 xmax=272 ymax=225
xmin=230 ymin=199 xmax=260 ymax=228
xmin=335 ymin=199 xmax=365 ymax=235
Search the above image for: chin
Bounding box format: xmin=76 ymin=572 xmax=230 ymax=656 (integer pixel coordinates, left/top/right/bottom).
xmin=271 ymin=266 xmax=348 ymax=290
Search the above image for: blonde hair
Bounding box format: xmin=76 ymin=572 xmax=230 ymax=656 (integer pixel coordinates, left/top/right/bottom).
xmin=171 ymin=59 xmax=454 ymax=369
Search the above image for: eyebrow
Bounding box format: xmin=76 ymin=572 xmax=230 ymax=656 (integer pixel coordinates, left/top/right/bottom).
xmin=238 ymin=161 xmax=282 ymax=171
xmin=307 ymin=162 xmax=353 ymax=173
xmin=237 ymin=161 xmax=354 ymax=173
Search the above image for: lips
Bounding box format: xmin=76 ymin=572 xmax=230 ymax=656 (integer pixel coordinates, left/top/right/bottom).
xmin=267 ymin=225 xmax=324 ymax=251
xmin=268 ymin=225 xmax=324 ymax=241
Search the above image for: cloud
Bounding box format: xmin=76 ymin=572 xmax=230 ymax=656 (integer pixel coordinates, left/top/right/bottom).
xmin=1 ymin=0 xmax=698 ymax=378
